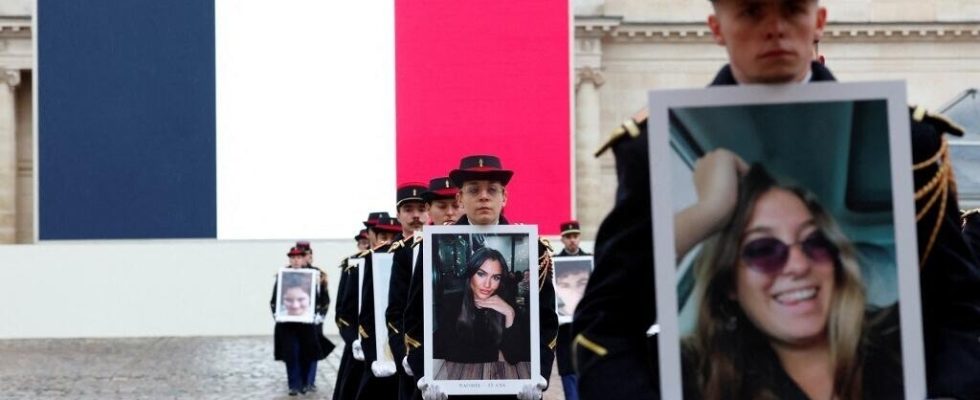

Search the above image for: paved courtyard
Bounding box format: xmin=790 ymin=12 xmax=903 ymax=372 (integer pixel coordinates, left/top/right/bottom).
xmin=0 ymin=336 xmax=565 ymax=399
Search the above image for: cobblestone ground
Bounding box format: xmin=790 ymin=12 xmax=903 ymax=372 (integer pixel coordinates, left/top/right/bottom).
xmin=0 ymin=336 xmax=565 ymax=400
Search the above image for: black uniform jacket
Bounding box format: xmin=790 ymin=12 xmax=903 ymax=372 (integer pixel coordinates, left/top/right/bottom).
xmin=572 ymin=61 xmax=980 ymax=400
xmin=387 ymin=234 xmax=419 ymax=367
xmin=402 ymin=215 xmax=559 ymax=399
xmin=333 ymin=251 xmax=369 ymax=400
xmin=358 ymin=235 xmax=402 ymax=364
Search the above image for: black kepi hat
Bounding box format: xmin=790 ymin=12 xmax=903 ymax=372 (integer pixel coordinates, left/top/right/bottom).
xmin=423 ymin=176 xmax=458 ymax=202
xmin=397 ymin=182 xmax=428 ymax=208
xmin=354 ymin=229 xmax=369 ymax=241
xmin=372 ymin=216 xmax=402 ymax=233
xmin=448 ymin=155 xmax=513 ymax=187
xmin=363 ymin=211 xmax=391 ymax=228
xmin=560 ymin=220 xmax=581 ymax=236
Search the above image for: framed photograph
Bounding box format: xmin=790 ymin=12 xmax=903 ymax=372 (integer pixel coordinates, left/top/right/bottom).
xmin=648 ymin=81 xmax=925 ymax=399
xmin=553 ymin=256 xmax=593 ymax=324
xmin=275 ymin=268 xmax=319 ymax=323
xmin=372 ymin=252 xmax=395 ymax=364
xmin=423 ymin=224 xmax=540 ymax=395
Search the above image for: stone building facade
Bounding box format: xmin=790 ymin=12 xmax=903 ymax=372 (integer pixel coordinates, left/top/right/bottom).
xmin=573 ymin=0 xmax=980 ymax=239
xmin=0 ymin=0 xmax=32 ymax=244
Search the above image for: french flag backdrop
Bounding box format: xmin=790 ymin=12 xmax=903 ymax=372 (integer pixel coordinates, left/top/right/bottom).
xmin=37 ymin=0 xmax=570 ymax=240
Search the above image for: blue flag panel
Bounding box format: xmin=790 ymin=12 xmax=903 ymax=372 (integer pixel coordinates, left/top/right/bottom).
xmin=38 ymin=0 xmax=216 ymax=239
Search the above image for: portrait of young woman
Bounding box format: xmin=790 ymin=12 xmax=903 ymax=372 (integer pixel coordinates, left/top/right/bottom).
xmin=676 ymin=152 xmax=904 ymax=399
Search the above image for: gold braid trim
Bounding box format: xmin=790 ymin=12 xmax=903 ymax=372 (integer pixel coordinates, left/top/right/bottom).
xmin=913 ymin=139 xmax=947 ymax=171
xmin=538 ymin=252 xmax=553 ymax=291
xmin=404 ymin=334 xmax=422 ymax=349
xmin=573 ymin=334 xmax=608 ymax=357
xmin=548 ymin=336 xmax=558 ymax=350
xmin=387 ymin=322 xmax=400 ymax=334
xmin=916 ymin=173 xmax=946 ymax=222
xmin=337 ymin=318 xmax=350 ymax=327
xmin=359 ymin=325 xmax=370 ymax=339
xmin=916 ymin=138 xmax=952 ymax=269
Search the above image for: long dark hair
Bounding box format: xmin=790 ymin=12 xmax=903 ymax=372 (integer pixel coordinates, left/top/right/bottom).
xmin=456 ymin=247 xmax=516 ymax=346
xmin=685 ymin=165 xmax=866 ymax=399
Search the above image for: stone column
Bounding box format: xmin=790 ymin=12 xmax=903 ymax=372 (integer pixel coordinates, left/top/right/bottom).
xmin=0 ymin=68 xmax=20 ymax=243
xmin=574 ymin=67 xmax=604 ymax=241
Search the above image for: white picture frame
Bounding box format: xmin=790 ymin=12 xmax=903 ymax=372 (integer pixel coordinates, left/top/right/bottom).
xmin=372 ymin=252 xmax=395 ymax=364
xmin=552 ymin=256 xmax=593 ymax=325
xmin=422 ymin=224 xmax=541 ymax=395
xmin=275 ymin=268 xmax=319 ymax=323
xmin=648 ymin=81 xmax=925 ymax=399
xmin=349 ymin=257 xmax=366 ymax=316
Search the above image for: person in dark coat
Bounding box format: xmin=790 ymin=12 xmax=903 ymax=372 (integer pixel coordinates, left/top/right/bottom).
xmin=556 ymin=221 xmax=589 ymax=257
xmin=353 ymin=215 xmax=404 ymax=399
xmin=553 ymin=221 xmax=589 ymax=400
xmin=357 ymin=186 xmax=429 ymax=399
xmin=272 ymin=246 xmax=326 ymax=396
xmin=414 ymin=154 xmax=559 ymax=400
xmin=293 ymin=240 xmax=335 ymax=394
xmin=398 ymin=176 xmax=461 ymax=400
xmin=333 ymin=211 xmax=390 ymax=400
xmin=572 ymin=1 xmax=980 ymax=399
xmin=356 ymin=229 xmax=371 ymax=252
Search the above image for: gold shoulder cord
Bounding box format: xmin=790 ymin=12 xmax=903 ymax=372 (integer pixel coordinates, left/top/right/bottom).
xmin=914 ymin=138 xmax=951 ymax=268
xmin=538 ymin=251 xmax=553 ymax=291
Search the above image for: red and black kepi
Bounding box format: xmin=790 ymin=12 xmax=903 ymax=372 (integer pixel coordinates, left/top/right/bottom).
xmin=397 ymin=182 xmax=429 ymax=208
xmin=363 ymin=211 xmax=391 ymax=228
xmin=448 ymin=154 xmax=513 ymax=187
xmin=372 ymin=216 xmax=402 ymax=233
xmin=354 ymin=229 xmax=368 ymax=241
xmin=287 ymin=246 xmax=305 ymax=257
xmin=295 ymin=240 xmax=312 ymax=254
xmin=560 ymin=220 xmax=581 ymax=236
xmin=423 ymin=176 xmax=458 ymax=202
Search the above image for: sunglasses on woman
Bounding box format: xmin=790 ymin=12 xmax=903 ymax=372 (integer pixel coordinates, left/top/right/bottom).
xmin=740 ymin=232 xmax=837 ymax=274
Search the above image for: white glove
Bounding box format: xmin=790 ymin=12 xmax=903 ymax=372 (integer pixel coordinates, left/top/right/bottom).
xmin=418 ymin=377 xmax=447 ymax=400
xmin=517 ymin=375 xmax=548 ymax=400
xmin=352 ymin=340 xmax=365 ymax=361
xmin=313 ymin=314 xmax=325 ymax=324
xmin=402 ymin=356 xmax=414 ymax=376
xmin=371 ymin=360 xmax=397 ymax=377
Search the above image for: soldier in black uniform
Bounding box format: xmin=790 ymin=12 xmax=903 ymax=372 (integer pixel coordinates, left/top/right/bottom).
xmin=272 ymin=246 xmax=329 ymax=396
xmin=353 ymin=215 xmax=405 ymax=399
xmin=333 ymin=211 xmax=390 ymax=400
xmin=356 ymin=229 xmax=370 ymax=251
xmin=572 ymin=0 xmax=980 ymax=399
xmin=411 ymin=154 xmax=559 ymax=400
xmin=368 ymin=182 xmax=430 ymax=400
xmin=293 ymin=240 xmax=335 ymax=394
xmin=553 ymin=221 xmax=588 ymax=400
xmin=397 ymin=177 xmax=461 ymax=400
xmin=556 ymin=221 xmax=589 ymax=258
